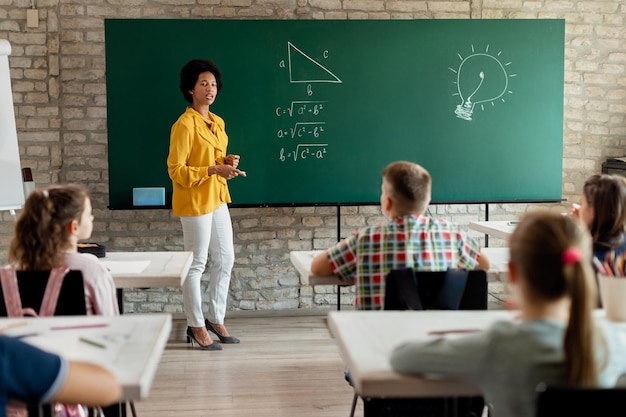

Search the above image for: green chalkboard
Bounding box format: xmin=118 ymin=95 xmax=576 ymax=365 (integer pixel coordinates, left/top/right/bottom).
xmin=104 ymin=19 xmax=564 ymax=208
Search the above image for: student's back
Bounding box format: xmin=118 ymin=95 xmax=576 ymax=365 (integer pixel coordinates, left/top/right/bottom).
xmin=62 ymin=252 xmax=118 ymax=315
xmin=311 ymin=161 xmax=489 ymax=310
xmin=391 ymin=319 xmax=626 ymax=417
xmin=390 ymin=212 xmax=626 ymax=417
xmin=8 ymin=185 xmax=119 ymax=316
xmin=329 ymin=213 xmax=482 ymax=310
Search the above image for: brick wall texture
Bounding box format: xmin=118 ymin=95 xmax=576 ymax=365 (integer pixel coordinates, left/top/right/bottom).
xmin=1 ymin=0 xmax=625 ymax=313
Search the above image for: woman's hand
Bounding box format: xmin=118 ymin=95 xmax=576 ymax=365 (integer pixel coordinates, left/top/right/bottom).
xmin=225 ymin=154 xmax=240 ymax=168
xmin=210 ymin=164 xmax=246 ymax=179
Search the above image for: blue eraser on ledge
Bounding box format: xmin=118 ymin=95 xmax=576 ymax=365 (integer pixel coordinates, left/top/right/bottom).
xmin=133 ymin=187 xmax=165 ymax=206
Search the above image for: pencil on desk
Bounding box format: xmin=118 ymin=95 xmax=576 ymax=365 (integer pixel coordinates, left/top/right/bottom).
xmin=606 ymin=251 xmax=617 ymax=276
xmin=51 ymin=323 xmax=108 ymax=331
xmin=615 ymin=252 xmax=625 ymax=277
xmin=0 ymin=321 xmax=28 ymax=333
xmin=428 ymin=329 xmax=481 ymax=335
xmin=593 ymin=256 xmax=608 ymax=275
xmin=15 ymin=332 xmax=39 ymax=339
xmin=79 ymin=337 xmax=106 ymax=349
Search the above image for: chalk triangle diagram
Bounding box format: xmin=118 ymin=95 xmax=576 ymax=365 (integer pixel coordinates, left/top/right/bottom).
xmin=288 ymin=41 xmax=342 ymax=84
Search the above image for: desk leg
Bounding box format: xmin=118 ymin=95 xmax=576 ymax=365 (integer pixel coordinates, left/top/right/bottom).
xmin=117 ymin=288 xmax=124 ymax=314
xmin=102 ymin=402 xmax=127 ymax=417
xmin=336 ymin=204 xmax=342 ymax=311
xmin=485 ymin=202 xmax=489 ymax=247
xmin=337 ymin=286 xmax=341 ymax=311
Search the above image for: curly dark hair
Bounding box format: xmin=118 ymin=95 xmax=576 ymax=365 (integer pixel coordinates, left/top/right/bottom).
xmin=179 ymin=59 xmax=223 ymax=104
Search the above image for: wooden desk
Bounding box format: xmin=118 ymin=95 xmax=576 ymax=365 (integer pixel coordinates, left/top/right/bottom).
xmin=0 ymin=313 xmax=171 ymax=401
xmin=327 ymin=310 xmax=515 ymax=398
xmin=102 ymin=251 xmax=193 ymax=289
xmin=290 ymin=250 xmax=351 ymax=287
xmin=482 ymin=247 xmax=509 ymax=282
xmin=469 ymin=221 xmax=516 ymax=241
xmin=290 ymin=249 xmax=509 ymax=285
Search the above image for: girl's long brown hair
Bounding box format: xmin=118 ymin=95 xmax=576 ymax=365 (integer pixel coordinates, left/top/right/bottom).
xmin=8 ymin=184 xmax=88 ymax=270
xmin=583 ymin=174 xmax=626 ymax=249
xmin=509 ymin=211 xmax=598 ymax=386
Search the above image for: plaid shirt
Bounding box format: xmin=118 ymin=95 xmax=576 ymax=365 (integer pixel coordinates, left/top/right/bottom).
xmin=327 ymin=214 xmax=481 ymax=310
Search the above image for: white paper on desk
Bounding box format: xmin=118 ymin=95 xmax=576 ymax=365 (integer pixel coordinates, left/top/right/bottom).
xmin=100 ymin=260 xmax=150 ymax=274
xmin=20 ymin=324 xmax=134 ymax=369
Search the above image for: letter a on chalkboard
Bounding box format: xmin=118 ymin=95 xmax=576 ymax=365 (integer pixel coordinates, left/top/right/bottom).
xmin=287 ymin=41 xmax=342 ymax=84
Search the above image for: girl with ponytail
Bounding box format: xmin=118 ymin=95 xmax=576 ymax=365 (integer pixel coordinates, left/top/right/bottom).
xmin=390 ymin=211 xmax=626 ymax=417
xmin=7 ymin=184 xmax=118 ymax=316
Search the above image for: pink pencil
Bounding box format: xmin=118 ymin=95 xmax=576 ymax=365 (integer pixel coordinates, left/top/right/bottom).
xmin=428 ymin=329 xmax=481 ymax=335
xmin=50 ymin=323 xmax=109 ymax=331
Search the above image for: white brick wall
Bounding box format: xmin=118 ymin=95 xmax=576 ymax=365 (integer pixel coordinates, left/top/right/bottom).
xmin=0 ymin=0 xmax=624 ymax=312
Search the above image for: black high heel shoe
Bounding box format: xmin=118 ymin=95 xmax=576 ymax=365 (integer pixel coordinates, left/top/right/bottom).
xmin=186 ymin=327 xmax=223 ymax=350
xmin=205 ymin=319 xmax=240 ymax=344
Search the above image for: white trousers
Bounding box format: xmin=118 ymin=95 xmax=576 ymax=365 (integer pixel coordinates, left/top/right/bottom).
xmin=180 ymin=204 xmax=234 ymax=327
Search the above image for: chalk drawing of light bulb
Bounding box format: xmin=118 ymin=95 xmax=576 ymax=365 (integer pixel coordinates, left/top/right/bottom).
xmin=450 ymin=45 xmax=516 ymax=121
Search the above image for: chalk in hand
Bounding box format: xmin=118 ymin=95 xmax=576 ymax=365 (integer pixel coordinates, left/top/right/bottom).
xmin=238 ymin=170 xmax=247 ymax=177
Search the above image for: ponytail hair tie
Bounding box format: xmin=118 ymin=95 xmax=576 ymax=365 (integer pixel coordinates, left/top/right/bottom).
xmin=562 ymin=247 xmax=582 ymax=265
xmin=42 ymin=189 xmax=49 ymax=198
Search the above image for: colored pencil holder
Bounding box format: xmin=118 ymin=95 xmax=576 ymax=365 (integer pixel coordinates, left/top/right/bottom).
xmin=598 ymin=274 xmax=626 ymax=322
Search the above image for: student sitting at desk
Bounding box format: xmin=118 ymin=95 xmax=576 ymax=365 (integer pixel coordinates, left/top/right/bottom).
xmin=568 ymin=174 xmax=626 ymax=264
xmin=0 ymin=334 xmax=121 ymax=416
xmin=8 ymin=185 xmax=119 ymax=316
xmin=390 ymin=212 xmax=626 ymax=417
xmin=311 ymin=161 xmax=490 ymax=310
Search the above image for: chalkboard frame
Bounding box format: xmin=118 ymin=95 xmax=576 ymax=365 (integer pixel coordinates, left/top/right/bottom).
xmin=104 ymin=19 xmax=565 ymax=209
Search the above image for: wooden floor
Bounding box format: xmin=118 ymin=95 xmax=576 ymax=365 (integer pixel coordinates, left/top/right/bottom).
xmin=133 ymin=312 xmax=360 ymax=417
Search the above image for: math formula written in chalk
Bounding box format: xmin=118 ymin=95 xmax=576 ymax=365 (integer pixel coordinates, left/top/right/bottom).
xmin=276 ymin=41 xmax=341 ymax=163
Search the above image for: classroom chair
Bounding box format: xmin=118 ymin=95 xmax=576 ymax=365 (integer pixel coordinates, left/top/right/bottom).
xmin=383 ymin=268 xmax=488 ymax=311
xmin=0 ymin=268 xmax=87 ymax=417
xmin=0 ymin=268 xmax=133 ymax=417
xmin=347 ymin=268 xmax=488 ymax=417
xmin=535 ymin=384 xmax=626 ymax=417
xmin=0 ymin=269 xmax=87 ymax=317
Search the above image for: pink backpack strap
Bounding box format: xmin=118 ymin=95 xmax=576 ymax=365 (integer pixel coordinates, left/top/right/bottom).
xmin=0 ymin=266 xmax=26 ymax=317
xmin=39 ymin=266 xmax=70 ymax=317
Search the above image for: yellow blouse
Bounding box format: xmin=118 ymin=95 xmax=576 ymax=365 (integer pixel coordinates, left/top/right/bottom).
xmin=167 ymin=107 xmax=231 ymax=216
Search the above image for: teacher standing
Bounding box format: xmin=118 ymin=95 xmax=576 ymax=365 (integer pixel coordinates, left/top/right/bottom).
xmin=167 ymin=59 xmax=245 ymax=350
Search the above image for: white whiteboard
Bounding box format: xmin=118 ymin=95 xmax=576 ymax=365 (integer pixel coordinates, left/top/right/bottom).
xmin=0 ymin=39 xmax=25 ymax=211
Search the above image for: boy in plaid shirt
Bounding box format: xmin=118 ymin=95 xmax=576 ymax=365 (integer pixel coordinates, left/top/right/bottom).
xmin=311 ymin=161 xmax=490 ymax=310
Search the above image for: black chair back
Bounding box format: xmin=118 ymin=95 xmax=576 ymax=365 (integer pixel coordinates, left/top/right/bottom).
xmin=0 ymin=269 xmax=87 ymax=417
xmin=384 ymin=268 xmax=488 ymax=311
xmin=0 ymin=269 xmax=87 ymax=317
xmin=536 ymin=385 xmax=626 ymax=417
xmin=0 ymin=270 xmax=127 ymax=416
